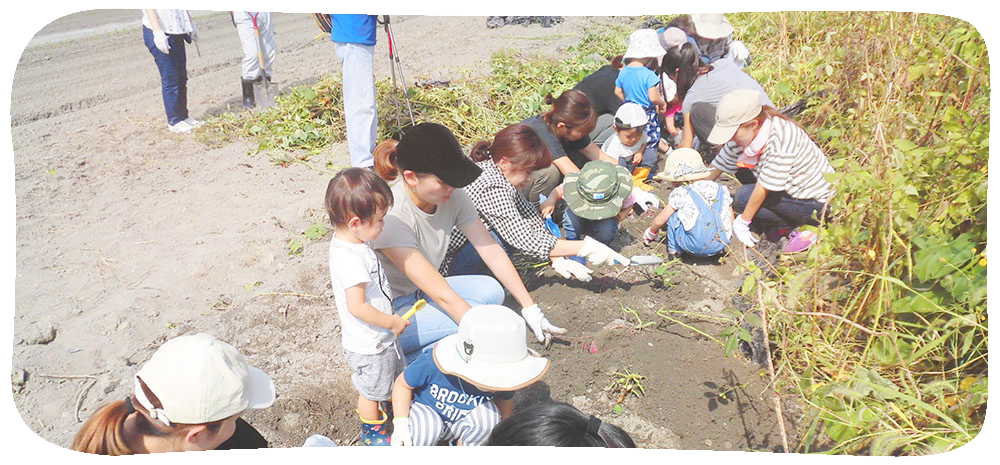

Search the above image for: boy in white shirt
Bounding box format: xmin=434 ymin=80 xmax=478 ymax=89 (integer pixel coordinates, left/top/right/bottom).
xmin=326 ymin=168 xmax=409 ymax=446
xmin=602 ymin=102 xmax=658 ymax=191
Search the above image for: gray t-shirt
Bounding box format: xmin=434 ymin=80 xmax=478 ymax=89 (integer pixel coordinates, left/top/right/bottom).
xmin=370 ymin=181 xmax=480 ymax=298
xmin=681 ymin=60 xmax=774 ymax=114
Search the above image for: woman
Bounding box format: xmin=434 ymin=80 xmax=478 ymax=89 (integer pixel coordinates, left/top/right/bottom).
xmin=371 ymin=122 xmax=565 ymax=353
xmin=142 ymin=9 xmax=203 ymax=133
xmin=520 ymin=89 xmax=618 ymax=204
xmin=572 ymin=56 xmax=625 ymax=147
xmin=72 ymin=333 xmax=275 ymax=455
xmin=661 ymin=42 xmax=774 ymax=150
xmin=442 ymin=124 xmax=630 ymax=282
xmin=487 ymin=401 xmax=636 ymax=447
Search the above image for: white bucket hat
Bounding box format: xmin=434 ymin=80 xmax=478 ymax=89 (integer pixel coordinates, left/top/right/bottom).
xmin=706 ymin=88 xmax=763 ymax=145
xmin=433 ymin=305 xmax=550 ymax=391
xmin=691 ymin=13 xmax=734 ymax=40
xmin=659 ymin=148 xmax=712 ymax=182
xmin=623 ymin=29 xmax=667 ymax=60
xmin=134 ymin=333 xmax=276 ymax=426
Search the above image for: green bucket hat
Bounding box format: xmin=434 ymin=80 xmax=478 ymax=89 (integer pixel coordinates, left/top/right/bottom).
xmin=563 ymin=161 xmax=634 ymax=220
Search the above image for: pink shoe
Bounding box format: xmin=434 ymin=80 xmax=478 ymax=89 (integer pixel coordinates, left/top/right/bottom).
xmin=782 ymin=229 xmax=817 ymax=253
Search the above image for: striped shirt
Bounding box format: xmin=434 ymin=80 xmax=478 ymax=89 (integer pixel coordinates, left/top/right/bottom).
xmin=712 ymin=116 xmax=835 ymax=203
xmin=442 ymin=159 xmax=558 ymax=274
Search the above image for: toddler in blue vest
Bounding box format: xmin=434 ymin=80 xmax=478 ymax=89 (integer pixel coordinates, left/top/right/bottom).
xmin=643 ymin=148 xmax=733 ymax=257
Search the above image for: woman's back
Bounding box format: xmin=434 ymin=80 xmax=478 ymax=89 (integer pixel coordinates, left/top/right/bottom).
xmin=681 ymin=60 xmax=774 ymax=113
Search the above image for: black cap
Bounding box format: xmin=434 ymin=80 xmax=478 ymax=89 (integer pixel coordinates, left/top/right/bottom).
xmin=396 ymin=123 xmax=482 ymax=188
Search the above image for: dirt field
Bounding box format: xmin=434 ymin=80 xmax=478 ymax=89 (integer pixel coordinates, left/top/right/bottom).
xmin=11 ymin=10 xmax=794 ymax=450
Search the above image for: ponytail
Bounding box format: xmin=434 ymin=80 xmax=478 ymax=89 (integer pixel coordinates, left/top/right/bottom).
xmin=469 ymin=141 xmax=492 ymax=163
xmin=610 ymin=55 xmax=624 ymax=69
xmin=372 ymin=139 xmax=401 ymax=182
xmin=72 ymin=400 xmax=135 ymax=456
xmin=541 ymin=89 xmax=596 ymax=130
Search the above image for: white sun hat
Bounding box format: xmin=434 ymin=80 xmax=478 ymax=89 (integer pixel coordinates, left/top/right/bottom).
xmin=659 ymin=148 xmax=712 ymax=182
xmin=433 ymin=305 xmax=550 ymax=391
xmin=134 ymin=333 xmax=276 ymax=426
xmin=691 ymin=13 xmax=735 ymax=40
xmin=623 ymin=29 xmax=667 ymax=60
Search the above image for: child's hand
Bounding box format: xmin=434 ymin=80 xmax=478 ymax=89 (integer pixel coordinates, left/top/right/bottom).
xmin=631 ymin=151 xmax=643 ymax=165
xmin=666 ymin=120 xmax=680 ymax=136
xmin=540 ymin=196 xmax=557 ymax=218
xmin=656 ymin=101 xmax=668 ymax=114
xmin=389 ymin=315 xmax=410 ymax=336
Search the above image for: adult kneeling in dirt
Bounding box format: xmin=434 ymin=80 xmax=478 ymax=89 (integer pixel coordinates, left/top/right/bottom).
xmin=72 ymin=333 xmax=275 ymax=455
xmin=371 ymin=123 xmax=566 ymax=358
xmin=520 ymin=89 xmax=618 ymax=203
xmin=441 ymin=123 xmax=629 ymax=283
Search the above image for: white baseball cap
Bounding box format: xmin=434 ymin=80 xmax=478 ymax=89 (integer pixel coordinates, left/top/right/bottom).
xmin=433 ymin=305 xmax=550 ymax=391
xmin=134 ymin=333 xmax=276 ymax=425
xmin=706 ymin=89 xmax=763 ymax=145
xmin=614 ymin=102 xmax=648 ymax=130
xmin=623 ymin=29 xmax=667 ymax=60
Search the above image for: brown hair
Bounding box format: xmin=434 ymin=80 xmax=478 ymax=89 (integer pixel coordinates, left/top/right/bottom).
xmin=610 ymin=55 xmax=625 ymax=69
xmin=372 ymin=139 xmax=401 ymax=181
xmin=469 ymin=124 xmax=552 ymax=172
xmin=72 ymin=379 xmax=226 ymax=455
xmin=541 ymin=89 xmax=596 ymax=130
xmin=325 ymin=167 xmax=394 ymax=228
xmin=660 ymin=42 xmax=712 ymax=101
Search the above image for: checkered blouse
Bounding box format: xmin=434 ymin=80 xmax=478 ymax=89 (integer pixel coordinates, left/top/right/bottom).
xmin=440 ymin=159 xmax=558 ymax=274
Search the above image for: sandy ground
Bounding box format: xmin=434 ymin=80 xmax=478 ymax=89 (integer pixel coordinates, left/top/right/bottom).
xmin=10 ymin=10 xmax=791 ymax=451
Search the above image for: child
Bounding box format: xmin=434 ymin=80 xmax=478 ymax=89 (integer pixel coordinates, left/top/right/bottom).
xmin=603 ymin=102 xmax=657 ymax=191
xmin=642 ymin=148 xmax=733 ymax=258
xmin=540 ymin=160 xmax=635 ymax=264
xmin=704 ymin=89 xmax=835 ymax=252
xmin=615 ymin=29 xmax=668 ymax=155
xmin=325 ymin=167 xmax=409 ymax=446
xmin=390 ymin=305 xmax=550 ymax=446
xmin=657 ymin=27 xmax=688 ymax=148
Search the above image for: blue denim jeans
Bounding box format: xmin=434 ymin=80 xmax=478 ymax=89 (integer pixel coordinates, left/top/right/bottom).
xmin=733 ymin=184 xmax=826 ymax=229
xmin=142 ymin=26 xmax=189 ymax=126
xmin=392 ymin=275 xmax=505 ymax=363
xmin=562 ymin=208 xmax=619 ymax=264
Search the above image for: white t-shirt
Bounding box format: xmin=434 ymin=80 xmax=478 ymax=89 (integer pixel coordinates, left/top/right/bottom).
xmin=141 ymin=9 xmax=194 ymax=34
xmin=328 ymin=237 xmax=394 ymax=355
xmin=601 ymin=131 xmax=648 ymax=162
xmin=371 ymin=182 xmax=480 ymax=298
xmin=667 ymin=180 xmax=734 ymax=239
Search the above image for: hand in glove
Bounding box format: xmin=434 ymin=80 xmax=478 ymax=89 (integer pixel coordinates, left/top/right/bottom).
xmin=153 ymin=31 xmax=171 ymax=54
xmin=521 ymin=304 xmax=567 ymax=343
xmin=391 ymin=417 xmax=411 ymax=446
xmin=733 ymin=216 xmax=758 ymax=247
xmin=578 ymin=236 xmax=629 ymax=267
xmin=642 ymin=227 xmax=659 ymax=246
xmin=551 ymin=257 xmax=593 ymax=282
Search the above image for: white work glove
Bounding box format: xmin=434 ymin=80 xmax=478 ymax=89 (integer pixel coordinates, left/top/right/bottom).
xmin=189 ymin=21 xmax=200 ymax=42
xmin=551 ymin=257 xmax=593 ymax=282
xmin=521 ymin=304 xmax=567 ymax=343
xmin=578 ymin=236 xmax=630 ymax=267
xmin=730 ymin=40 xmax=751 ymax=67
xmin=631 ymin=187 xmax=660 ymax=212
xmin=391 ymin=417 xmax=411 ymax=446
xmin=733 ymin=216 xmax=758 ymax=247
xmin=153 ymin=31 xmax=171 ymax=54
xmin=642 ymin=227 xmax=659 ymax=247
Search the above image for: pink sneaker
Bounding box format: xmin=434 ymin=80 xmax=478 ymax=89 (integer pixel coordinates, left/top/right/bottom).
xmin=782 ymin=229 xmax=817 ymax=253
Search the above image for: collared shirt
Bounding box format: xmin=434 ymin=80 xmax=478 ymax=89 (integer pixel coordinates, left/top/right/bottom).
xmin=712 ymin=117 xmax=835 ymax=203
xmin=442 ymin=159 xmax=558 ymax=274
xmin=141 ymin=9 xmax=194 ymax=34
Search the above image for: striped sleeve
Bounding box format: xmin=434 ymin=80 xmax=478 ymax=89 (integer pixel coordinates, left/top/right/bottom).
xmin=711 ymin=142 xmax=744 ymax=174
xmin=757 ymin=118 xmax=834 ymax=203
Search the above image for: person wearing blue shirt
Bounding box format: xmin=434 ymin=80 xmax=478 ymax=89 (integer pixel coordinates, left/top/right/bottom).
xmin=330 ymin=14 xmax=379 ymax=168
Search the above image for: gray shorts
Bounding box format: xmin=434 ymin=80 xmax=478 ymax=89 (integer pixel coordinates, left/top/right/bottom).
xmin=343 ymin=341 xmax=406 ymax=401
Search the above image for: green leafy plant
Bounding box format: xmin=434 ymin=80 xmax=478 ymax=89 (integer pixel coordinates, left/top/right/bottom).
xmin=608 ymin=367 xmax=647 ymax=405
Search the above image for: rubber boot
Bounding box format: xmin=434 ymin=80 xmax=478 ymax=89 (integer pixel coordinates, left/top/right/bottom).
xmin=359 ymin=411 xmax=390 ymax=446
xmin=632 ymin=167 xmax=655 ymax=191
xmin=241 ymin=79 xmax=256 ymax=109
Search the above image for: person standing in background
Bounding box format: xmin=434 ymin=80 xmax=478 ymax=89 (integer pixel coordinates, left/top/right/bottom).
xmin=232 ymin=12 xmax=277 ymax=108
xmin=330 ymin=14 xmax=379 ymax=169
xmin=142 ymin=9 xmax=203 ymax=133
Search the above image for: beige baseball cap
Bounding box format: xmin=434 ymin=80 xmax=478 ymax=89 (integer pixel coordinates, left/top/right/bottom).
xmin=706 ymin=89 xmax=763 ymax=145
xmin=134 ymin=333 xmax=276 ymax=425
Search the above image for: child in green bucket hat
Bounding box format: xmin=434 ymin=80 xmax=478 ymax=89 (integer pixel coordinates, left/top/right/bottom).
xmin=540 ymin=160 xmax=634 ymax=264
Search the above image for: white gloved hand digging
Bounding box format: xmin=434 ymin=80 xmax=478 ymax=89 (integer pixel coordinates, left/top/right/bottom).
xmin=551 ymin=257 xmax=594 ymax=282
xmin=391 ymin=417 xmax=411 ymax=446
xmin=733 ymin=216 xmax=758 ymax=247
xmin=521 ymin=304 xmax=567 ymax=343
xmin=577 ymin=236 xmax=629 ymax=267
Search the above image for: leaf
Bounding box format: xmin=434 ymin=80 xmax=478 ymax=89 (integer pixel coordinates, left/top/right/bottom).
xmin=912 ymin=233 xmax=976 ymax=282
xmin=303 ymin=223 xmax=329 ymax=240
xmin=743 ymin=313 xmax=763 ymax=328
xmin=612 ymin=403 xmax=623 ymax=414
xmin=737 ymin=327 xmax=753 ymax=343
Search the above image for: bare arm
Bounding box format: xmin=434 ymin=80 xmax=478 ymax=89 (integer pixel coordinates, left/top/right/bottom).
xmin=390 ymin=372 xmax=414 ymax=418
xmin=740 ymin=184 xmax=769 ymax=222
xmin=680 ymin=113 xmax=694 ymax=148
xmin=144 ymin=9 xmax=164 ymax=33
xmin=648 ymin=205 xmax=677 ymax=234
xmin=460 ymin=220 xmax=535 ymax=309
xmin=552 ymin=156 xmax=581 ymax=175
xmin=379 ymin=247 xmax=471 ymax=322
xmin=614 ymin=86 xmax=625 ymax=102
xmin=344 ymin=285 xmax=408 ymax=335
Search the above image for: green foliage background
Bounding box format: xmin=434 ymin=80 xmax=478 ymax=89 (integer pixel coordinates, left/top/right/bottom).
xmin=199 ymin=13 xmax=988 ymax=454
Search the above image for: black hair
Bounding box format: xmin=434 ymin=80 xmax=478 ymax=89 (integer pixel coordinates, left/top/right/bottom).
xmin=487 ymin=402 xmax=636 ymax=447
